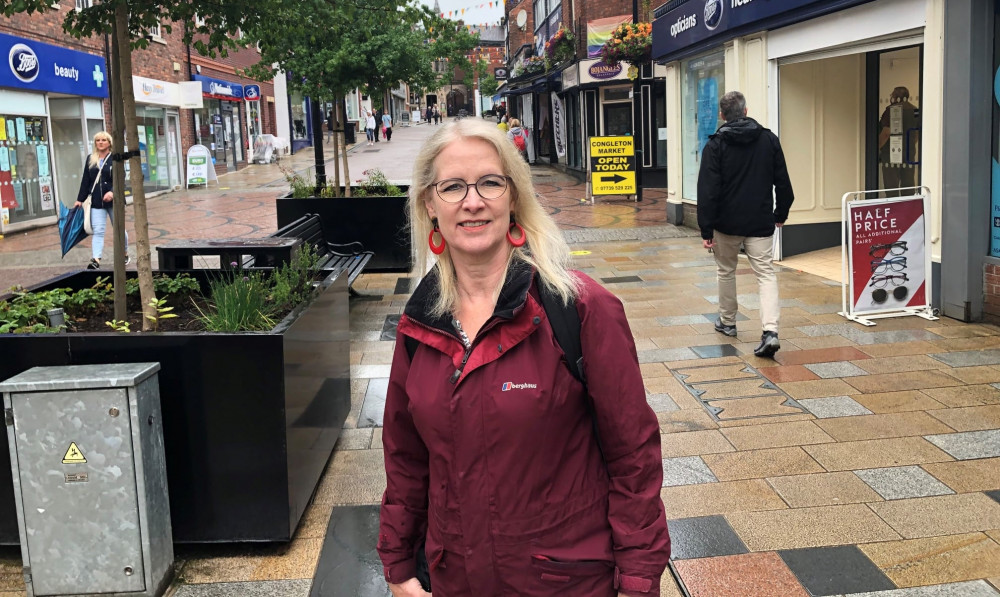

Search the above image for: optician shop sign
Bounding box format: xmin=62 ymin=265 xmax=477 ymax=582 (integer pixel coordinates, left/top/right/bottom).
xmin=652 ymin=0 xmax=867 ymax=60
xmin=0 ymin=32 xmax=108 ymax=98
xmin=191 ymin=74 xmax=245 ymax=100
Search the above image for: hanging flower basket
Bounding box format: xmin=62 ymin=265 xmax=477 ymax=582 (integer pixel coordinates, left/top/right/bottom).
xmin=513 ymin=55 xmax=546 ymax=78
xmin=544 ymin=26 xmax=576 ymax=70
xmin=599 ymin=21 xmax=652 ymax=67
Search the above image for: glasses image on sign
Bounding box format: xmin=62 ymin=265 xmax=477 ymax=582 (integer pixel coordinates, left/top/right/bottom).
xmin=869 ymin=241 xmax=908 ymax=258
xmin=432 ymin=174 xmax=511 ymax=203
xmin=870 ymin=273 xmax=909 ymax=304
xmin=870 ymin=256 xmax=907 ymax=274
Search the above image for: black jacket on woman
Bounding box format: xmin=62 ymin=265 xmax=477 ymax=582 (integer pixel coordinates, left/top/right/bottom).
xmin=76 ymin=154 xmax=113 ymax=207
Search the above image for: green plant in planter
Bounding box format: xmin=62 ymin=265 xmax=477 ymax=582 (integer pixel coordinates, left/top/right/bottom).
xmin=353 ymin=169 xmax=404 ymax=197
xmin=195 ymin=270 xmax=276 ymax=332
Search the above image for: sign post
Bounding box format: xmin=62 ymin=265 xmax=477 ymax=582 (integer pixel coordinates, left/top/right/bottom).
xmin=185 ymin=145 xmax=217 ymax=189
xmin=839 ymin=186 xmax=938 ymax=326
xmin=588 ymin=136 xmax=637 ymax=203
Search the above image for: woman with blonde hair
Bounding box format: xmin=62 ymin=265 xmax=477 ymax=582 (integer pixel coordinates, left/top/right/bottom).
xmin=378 ymin=118 xmax=670 ymax=597
xmin=74 ymin=131 xmax=128 ymax=269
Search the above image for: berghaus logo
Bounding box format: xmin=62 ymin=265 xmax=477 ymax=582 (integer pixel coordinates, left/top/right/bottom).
xmin=501 ymin=382 xmax=538 ymax=391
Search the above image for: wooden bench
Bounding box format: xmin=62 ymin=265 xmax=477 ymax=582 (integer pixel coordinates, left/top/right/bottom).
xmin=157 ymin=237 xmax=303 ymax=272
xmin=260 ymin=213 xmax=374 ymax=288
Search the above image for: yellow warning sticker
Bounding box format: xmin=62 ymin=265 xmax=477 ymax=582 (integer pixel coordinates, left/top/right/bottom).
xmin=62 ymin=442 xmax=87 ymax=464
xmin=569 ymin=250 xmax=592 ymax=256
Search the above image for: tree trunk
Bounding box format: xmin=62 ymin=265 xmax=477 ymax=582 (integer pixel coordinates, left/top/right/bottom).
xmin=311 ymin=98 xmax=326 ymax=192
xmin=114 ymin=4 xmax=156 ymax=330
xmin=340 ymin=100 xmax=351 ymax=198
xmin=331 ymin=103 xmax=340 ymax=196
xmin=109 ymin=19 xmax=126 ymax=322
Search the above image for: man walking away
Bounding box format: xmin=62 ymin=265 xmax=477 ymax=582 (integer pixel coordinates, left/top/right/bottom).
xmin=326 ymin=109 xmax=334 ymax=144
xmin=697 ymin=91 xmax=794 ymax=358
xmin=382 ymin=111 xmax=393 ymax=141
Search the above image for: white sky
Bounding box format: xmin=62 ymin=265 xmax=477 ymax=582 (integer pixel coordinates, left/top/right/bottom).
xmin=420 ymin=0 xmax=504 ymax=27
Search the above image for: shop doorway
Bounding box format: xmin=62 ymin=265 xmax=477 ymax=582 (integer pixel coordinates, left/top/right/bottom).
xmin=775 ymin=42 xmax=923 ymax=269
xmin=602 ymin=103 xmax=632 ymax=136
xmin=222 ymin=110 xmax=236 ymax=171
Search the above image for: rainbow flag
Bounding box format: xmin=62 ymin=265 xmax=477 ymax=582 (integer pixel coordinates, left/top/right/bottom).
xmin=587 ymin=15 xmax=631 ymax=58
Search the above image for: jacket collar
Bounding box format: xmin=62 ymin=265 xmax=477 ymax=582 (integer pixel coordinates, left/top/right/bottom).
xmin=403 ymin=258 xmax=535 ymax=334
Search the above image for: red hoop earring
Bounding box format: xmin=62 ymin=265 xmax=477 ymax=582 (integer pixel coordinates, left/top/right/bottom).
xmin=429 ymin=219 xmax=446 ymax=255
xmin=507 ymin=220 xmax=527 ymax=248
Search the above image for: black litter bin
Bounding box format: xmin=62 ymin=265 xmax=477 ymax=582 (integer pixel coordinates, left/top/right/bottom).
xmin=344 ymin=123 xmax=356 ymax=145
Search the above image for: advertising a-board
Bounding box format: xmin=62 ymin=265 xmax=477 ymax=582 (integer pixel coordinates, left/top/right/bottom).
xmin=847 ymin=196 xmax=926 ymax=314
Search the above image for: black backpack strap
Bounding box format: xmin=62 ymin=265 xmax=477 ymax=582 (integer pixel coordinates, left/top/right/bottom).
xmin=404 ymin=335 xmax=419 ymax=362
xmin=536 ymin=276 xmax=586 ymax=386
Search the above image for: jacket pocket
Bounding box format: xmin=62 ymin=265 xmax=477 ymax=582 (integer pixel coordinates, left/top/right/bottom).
xmin=530 ymin=555 xmax=613 ymax=583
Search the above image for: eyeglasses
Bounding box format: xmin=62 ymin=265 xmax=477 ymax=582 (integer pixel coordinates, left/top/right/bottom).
xmin=870 ymin=256 xmax=907 ymax=273
xmin=431 ymin=174 xmax=510 ymax=203
xmin=869 ymin=273 xmax=908 ymax=288
xmin=869 ymin=241 xmax=908 ymax=258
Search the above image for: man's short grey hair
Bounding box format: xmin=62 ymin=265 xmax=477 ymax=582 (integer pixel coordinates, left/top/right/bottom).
xmin=719 ymin=91 xmax=747 ymax=122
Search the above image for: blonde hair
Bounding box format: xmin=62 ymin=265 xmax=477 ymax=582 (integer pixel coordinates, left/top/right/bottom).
xmin=409 ymin=119 xmax=578 ymax=318
xmin=508 ymin=118 xmax=521 ymax=128
xmin=87 ymin=131 xmax=112 ymax=169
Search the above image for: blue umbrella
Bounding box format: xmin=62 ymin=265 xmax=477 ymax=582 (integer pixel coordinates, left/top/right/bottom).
xmin=58 ymin=201 xmax=87 ymax=258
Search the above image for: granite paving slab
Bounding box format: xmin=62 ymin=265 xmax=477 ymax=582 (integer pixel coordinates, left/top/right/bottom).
xmin=839 ymin=581 xmax=1000 ymax=596
xmin=921 ymin=459 xmax=1000 ymax=493
xmin=923 ymin=430 xmax=1000 ymax=460
xmin=798 ymin=396 xmax=873 ymax=418
xmin=803 ymin=438 xmax=953 ymax=472
xmin=637 ymin=347 xmax=701 ymax=363
xmin=779 ymin=545 xmax=895 ymax=596
xmin=662 ymin=456 xmax=718 ymax=487
xmin=173 ymin=580 xmax=313 ymax=597
xmin=805 ymin=361 xmax=871 ymax=379
xmin=854 ymin=466 xmax=955 ymax=500
xmin=988 ymin=490 xmax=1000 ymax=505
xmin=357 ymin=378 xmax=389 ymax=428
xmin=667 ymin=515 xmax=748 ymax=560
xmin=672 ymin=552 xmax=810 ymax=597
xmin=859 ymin=533 xmax=1000 ymax=590
xmin=868 ymin=493 xmax=1000 ymax=539
xmin=727 ymin=504 xmax=902 ymax=551
xmin=310 ymin=505 xmax=390 ymax=597
xmin=930 ymin=349 xmax=1000 ymax=367
xmin=647 ymin=392 xmax=680 ymax=413
xmin=659 ymin=480 xmax=788 ymax=519
xmin=767 ymin=471 xmax=883 ymax=508
xmin=692 ymin=344 xmax=741 ymax=358
xmin=707 ymin=395 xmax=810 ymax=420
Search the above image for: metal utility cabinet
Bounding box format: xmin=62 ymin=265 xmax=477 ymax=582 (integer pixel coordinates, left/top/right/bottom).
xmin=0 ymin=363 xmax=173 ymax=597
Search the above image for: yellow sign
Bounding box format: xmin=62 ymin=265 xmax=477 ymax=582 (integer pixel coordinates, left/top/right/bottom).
xmin=62 ymin=442 xmax=87 ymax=464
xmin=589 ymin=136 xmax=637 ymax=195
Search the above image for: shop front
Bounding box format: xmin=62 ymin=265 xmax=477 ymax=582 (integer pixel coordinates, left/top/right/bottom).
xmin=0 ymin=32 xmax=108 ymax=233
xmin=288 ymin=92 xmax=312 ymax=153
xmin=191 ymin=74 xmax=246 ymax=172
xmin=653 ymin=0 xmax=943 ymax=284
xmin=132 ymin=76 xmax=183 ymax=193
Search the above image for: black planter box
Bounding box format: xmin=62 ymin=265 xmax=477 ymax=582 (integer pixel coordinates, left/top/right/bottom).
xmin=0 ymin=269 xmax=350 ymax=544
xmin=277 ymin=191 xmax=412 ymax=273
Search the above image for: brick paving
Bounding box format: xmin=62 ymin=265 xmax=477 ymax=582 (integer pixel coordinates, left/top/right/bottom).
xmin=2 ymin=120 xmax=1000 ymax=596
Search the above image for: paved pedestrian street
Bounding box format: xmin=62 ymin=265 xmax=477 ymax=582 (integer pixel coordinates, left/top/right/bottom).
xmin=1 ymin=122 xmax=999 ymax=596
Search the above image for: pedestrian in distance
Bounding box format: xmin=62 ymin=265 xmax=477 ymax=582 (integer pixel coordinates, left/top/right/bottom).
xmin=506 ymin=118 xmax=529 ymax=162
xmin=366 ymin=110 xmax=377 ymax=146
xmin=374 ymin=108 xmax=382 ymax=143
xmin=697 ymin=90 xmax=794 ymax=358
xmin=433 ymin=107 xmax=440 ymax=125
xmin=379 ymin=118 xmax=670 ymax=597
xmin=426 ymin=105 xmax=433 ymax=125
xmin=326 ymin=109 xmax=335 ymax=144
xmin=382 ymin=111 xmax=393 ymax=142
xmin=496 ymin=115 xmax=509 ymax=133
xmin=74 ymin=131 xmax=128 ymax=269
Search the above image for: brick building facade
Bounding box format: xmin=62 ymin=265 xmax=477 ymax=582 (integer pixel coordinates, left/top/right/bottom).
xmin=0 ymin=2 xmax=275 ymax=232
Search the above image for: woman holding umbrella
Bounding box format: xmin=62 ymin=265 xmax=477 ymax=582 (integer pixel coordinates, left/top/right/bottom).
xmin=75 ymin=131 xmax=128 ymax=269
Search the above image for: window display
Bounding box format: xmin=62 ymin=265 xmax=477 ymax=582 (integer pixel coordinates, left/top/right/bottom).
xmin=0 ymin=114 xmax=55 ymax=225
xmin=681 ymin=50 xmax=725 ymax=202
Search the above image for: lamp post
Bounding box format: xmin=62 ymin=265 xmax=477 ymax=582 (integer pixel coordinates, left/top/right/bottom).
xmin=631 ymin=0 xmax=644 ymax=202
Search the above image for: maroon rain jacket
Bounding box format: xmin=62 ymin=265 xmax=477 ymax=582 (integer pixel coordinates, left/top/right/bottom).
xmin=378 ymin=262 xmax=670 ymax=596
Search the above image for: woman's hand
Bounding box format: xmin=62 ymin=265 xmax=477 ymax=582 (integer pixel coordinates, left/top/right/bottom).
xmin=103 ymin=191 xmax=114 ymax=202
xmin=74 ymin=201 xmax=82 ymax=208
xmin=388 ymin=578 xmax=431 ymax=597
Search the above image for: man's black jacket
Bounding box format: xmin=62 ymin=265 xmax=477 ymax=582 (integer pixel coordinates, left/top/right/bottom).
xmin=696 ymin=117 xmax=794 ymax=240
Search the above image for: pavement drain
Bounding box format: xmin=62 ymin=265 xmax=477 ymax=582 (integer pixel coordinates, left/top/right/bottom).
xmin=672 ymin=363 xmax=808 ymax=422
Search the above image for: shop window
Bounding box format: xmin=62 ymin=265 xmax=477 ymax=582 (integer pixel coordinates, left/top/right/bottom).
xmin=146 ymin=22 xmax=161 ymax=39
xmin=0 ymin=114 xmax=56 ymax=226
xmin=74 ymin=0 xmax=91 ymax=10
xmin=681 ymin=49 xmax=725 ymax=202
xmin=534 ymin=0 xmax=561 ymax=58
xmin=290 ymin=94 xmax=308 ymax=140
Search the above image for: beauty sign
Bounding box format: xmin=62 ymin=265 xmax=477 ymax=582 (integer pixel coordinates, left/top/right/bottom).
xmin=846 ymin=196 xmax=927 ymax=316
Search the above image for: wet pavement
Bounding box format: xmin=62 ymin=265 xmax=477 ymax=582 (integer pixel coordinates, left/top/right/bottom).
xmin=1 ymin=118 xmax=999 ymax=597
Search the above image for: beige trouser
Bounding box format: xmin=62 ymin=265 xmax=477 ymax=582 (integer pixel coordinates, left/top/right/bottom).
xmin=713 ymin=231 xmax=779 ymax=333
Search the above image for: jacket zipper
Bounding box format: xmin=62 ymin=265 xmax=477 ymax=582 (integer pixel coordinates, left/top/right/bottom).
xmin=449 ymin=318 xmax=505 ymax=384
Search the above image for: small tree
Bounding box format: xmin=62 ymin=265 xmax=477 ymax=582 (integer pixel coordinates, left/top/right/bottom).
xmin=1 ymin=0 xmax=281 ymax=329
